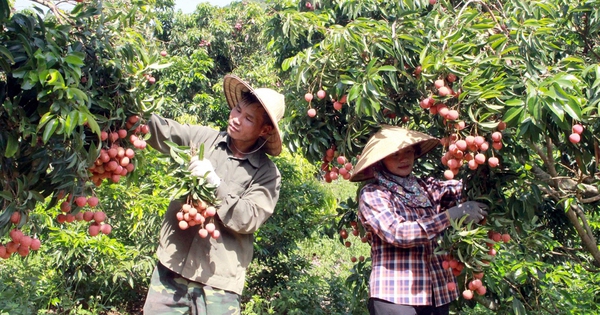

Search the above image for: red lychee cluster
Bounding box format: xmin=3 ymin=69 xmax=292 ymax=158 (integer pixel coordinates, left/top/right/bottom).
xmin=198 ymin=39 xmax=211 ymax=47
xmin=176 ymin=200 xmax=220 ymax=239
xmin=144 ymin=73 xmax=156 ymax=84
xmin=462 ymin=278 xmax=487 ymax=300
xmin=332 ymin=94 xmax=347 ymax=111
xmin=418 ymin=76 xmax=463 ymax=128
xmin=320 ymin=146 xmax=354 ymax=182
xmin=440 ymin=122 xmax=506 ymax=179
xmin=56 ymin=192 xmax=112 ymax=236
xmin=85 ymin=211 xmax=112 ymax=236
xmin=488 ymin=230 xmax=511 ymax=245
xmin=418 ymin=75 xmax=461 ymax=123
xmin=442 ymin=255 xmax=466 ymax=277
xmin=442 ymin=256 xmax=487 ymax=300
xmin=305 ymin=91 xmax=347 ymax=117
xmin=442 ymin=230 xmax=512 ymax=299
xmin=88 ymin=115 xmax=149 ymax=187
xmin=339 ymin=220 xmax=369 ymax=263
xmin=305 ymin=1 xmax=314 ymax=10
xmin=418 ymin=74 xmax=509 ymax=179
xmin=0 ymin=212 xmax=41 ymax=259
xmin=569 ymin=123 xmax=583 ymax=144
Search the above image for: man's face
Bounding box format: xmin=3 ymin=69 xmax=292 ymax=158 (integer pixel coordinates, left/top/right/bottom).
xmin=382 ymin=146 xmax=415 ymax=177
xmin=227 ymin=102 xmax=272 ymax=144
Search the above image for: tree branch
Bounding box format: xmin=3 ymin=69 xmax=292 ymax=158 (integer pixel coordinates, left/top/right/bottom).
xmin=550 ymin=247 xmax=600 ymax=273
xmin=564 ymin=204 xmax=600 ymax=266
xmin=474 ymin=295 xmax=499 ymax=311
xmin=530 ymin=164 xmax=598 ymax=198
xmin=526 ymin=147 xmax=600 ymax=267
xmin=30 ymin=0 xmax=68 ymax=23
xmin=581 ymin=194 xmax=600 ymax=204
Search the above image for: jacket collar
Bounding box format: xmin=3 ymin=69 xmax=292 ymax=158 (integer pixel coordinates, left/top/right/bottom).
xmin=216 ymin=132 xmax=262 ymax=168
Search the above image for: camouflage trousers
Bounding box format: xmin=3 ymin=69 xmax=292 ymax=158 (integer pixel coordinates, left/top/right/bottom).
xmin=143 ymin=263 xmax=241 ymax=315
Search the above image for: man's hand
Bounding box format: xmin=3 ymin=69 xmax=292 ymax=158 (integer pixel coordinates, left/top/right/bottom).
xmin=447 ymin=201 xmax=488 ymax=224
xmin=188 ymin=156 xmax=221 ymax=186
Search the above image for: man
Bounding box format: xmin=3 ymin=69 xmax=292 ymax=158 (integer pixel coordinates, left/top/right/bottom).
xmin=143 ymin=74 xmax=286 ymax=314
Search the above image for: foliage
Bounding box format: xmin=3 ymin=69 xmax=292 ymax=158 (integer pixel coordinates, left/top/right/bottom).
xmin=2 ymin=0 xmax=600 ymax=314
xmin=151 ymin=1 xmax=280 ymax=127
xmin=243 ymin=150 xmax=335 ymax=308
xmin=243 ymin=155 xmax=371 ymax=314
xmin=264 ymin=0 xmax=600 ymax=313
xmin=243 ymin=225 xmax=369 ymax=314
xmin=0 ymin=0 xmax=167 ymax=258
xmin=0 ymin=149 xmax=171 ymax=313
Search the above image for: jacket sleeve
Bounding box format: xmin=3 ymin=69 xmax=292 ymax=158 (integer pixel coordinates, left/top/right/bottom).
xmin=216 ymin=160 xmax=281 ymax=234
xmin=145 ymin=114 xmax=216 ymax=153
xmin=358 ymin=184 xmax=450 ymax=248
xmin=424 ymin=178 xmax=463 ymax=213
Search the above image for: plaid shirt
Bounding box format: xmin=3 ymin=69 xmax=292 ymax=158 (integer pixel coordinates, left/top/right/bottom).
xmin=358 ymin=175 xmax=461 ymax=306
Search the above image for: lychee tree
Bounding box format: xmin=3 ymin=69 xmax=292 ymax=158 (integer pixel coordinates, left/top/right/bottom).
xmin=265 ymin=0 xmax=600 ymax=312
xmin=152 ymin=1 xmax=278 ymax=125
xmin=0 ymin=0 xmax=167 ymax=258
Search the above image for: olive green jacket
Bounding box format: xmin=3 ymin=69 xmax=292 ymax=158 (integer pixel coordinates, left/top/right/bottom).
xmin=147 ymin=114 xmax=281 ymax=295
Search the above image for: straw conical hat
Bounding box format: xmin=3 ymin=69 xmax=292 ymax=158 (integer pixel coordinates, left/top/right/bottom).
xmin=223 ymin=75 xmax=285 ymax=156
xmin=349 ymin=125 xmax=440 ymax=182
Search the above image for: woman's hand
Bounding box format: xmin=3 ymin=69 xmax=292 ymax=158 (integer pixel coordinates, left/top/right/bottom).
xmin=447 ymin=201 xmax=488 ymax=224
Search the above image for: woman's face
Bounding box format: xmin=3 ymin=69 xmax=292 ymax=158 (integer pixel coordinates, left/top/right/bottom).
xmin=382 ymin=146 xmax=416 ymax=177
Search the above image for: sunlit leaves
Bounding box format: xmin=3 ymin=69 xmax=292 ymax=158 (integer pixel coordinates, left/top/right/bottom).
xmin=0 ymin=0 xmax=164 ymax=241
xmin=266 ymin=0 xmax=600 ymax=312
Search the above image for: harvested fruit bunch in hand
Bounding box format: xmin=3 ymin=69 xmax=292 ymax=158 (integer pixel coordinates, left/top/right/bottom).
xmin=177 ymin=199 xmax=219 ymax=239
xmin=164 ymin=141 xmax=221 ymax=239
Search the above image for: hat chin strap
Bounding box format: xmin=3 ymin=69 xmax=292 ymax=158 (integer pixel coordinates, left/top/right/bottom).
xmin=228 ymin=137 xmax=267 ymax=155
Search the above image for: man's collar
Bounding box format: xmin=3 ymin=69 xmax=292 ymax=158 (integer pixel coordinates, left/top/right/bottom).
xmin=216 ymin=133 xmax=262 ymax=168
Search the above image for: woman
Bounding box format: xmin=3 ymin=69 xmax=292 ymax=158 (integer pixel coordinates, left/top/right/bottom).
xmin=350 ymin=125 xmax=487 ymax=315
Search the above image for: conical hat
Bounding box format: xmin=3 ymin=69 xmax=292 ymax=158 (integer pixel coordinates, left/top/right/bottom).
xmin=349 ymin=125 xmax=440 ymax=182
xmin=223 ymin=75 xmax=285 ymax=156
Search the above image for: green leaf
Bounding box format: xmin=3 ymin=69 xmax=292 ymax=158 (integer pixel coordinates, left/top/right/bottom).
xmin=471 ymin=23 xmax=495 ymax=30
xmin=42 ymin=118 xmax=59 ymax=143
xmin=546 ymin=102 xmax=565 ymax=122
xmin=512 ymin=298 xmax=527 ymax=315
xmin=552 ymin=73 xmax=579 ymax=89
xmin=0 ymin=46 xmax=14 ymax=64
xmin=45 ymin=69 xmax=65 ymax=87
xmin=281 ymin=58 xmax=292 ymax=71
xmin=505 ymin=99 xmax=524 ymax=107
xmin=377 ymin=65 xmax=397 ymax=72
xmin=198 ymin=143 xmax=205 ymax=160
xmin=83 ymin=112 xmax=101 ymax=135
xmin=87 ymin=140 xmax=99 ymax=165
xmin=0 ymin=191 xmax=12 ymax=200
xmin=502 ymin=107 xmax=523 ymax=126
xmin=64 ymin=110 xmax=79 ymax=136
xmin=478 ymin=121 xmax=499 ymax=130
xmin=347 ymin=85 xmax=360 ymax=102
xmin=64 ymin=54 xmax=85 ymax=66
xmin=164 ymin=140 xmax=190 ymax=154
xmin=28 ymin=190 xmax=45 ymax=202
xmin=147 ymin=62 xmax=172 ymax=70
xmin=66 ymin=87 xmax=89 ymax=101
xmin=5 ymin=134 xmax=18 ymax=158
xmin=168 ymin=148 xmax=185 ymax=165
xmin=38 ymin=112 xmax=55 ymax=131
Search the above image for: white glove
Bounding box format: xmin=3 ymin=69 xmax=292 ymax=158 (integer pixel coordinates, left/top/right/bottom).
xmin=188 ymin=156 xmax=221 ymax=186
